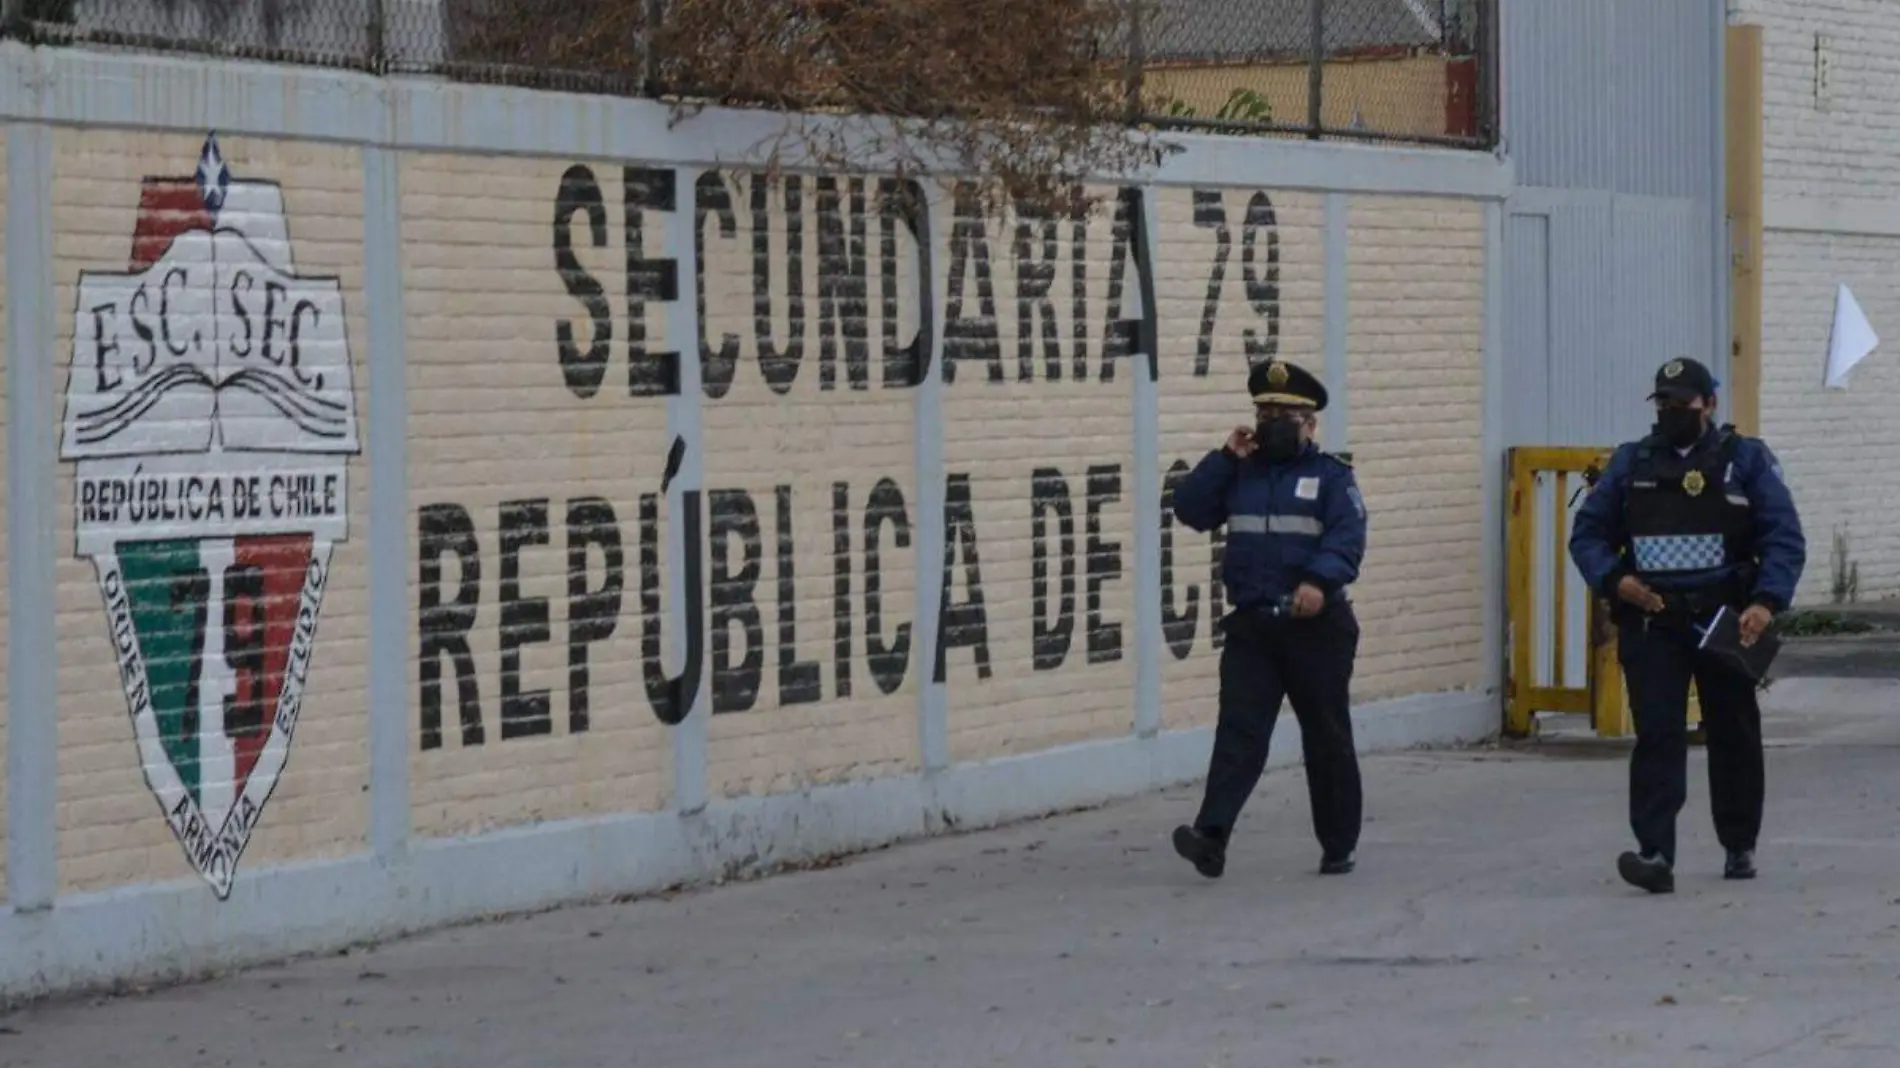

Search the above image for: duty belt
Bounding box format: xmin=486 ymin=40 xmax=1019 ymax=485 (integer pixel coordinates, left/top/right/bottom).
xmin=1222 ymin=589 xmax=1347 ymax=630
xmin=1620 ymin=573 xmax=1752 ymax=630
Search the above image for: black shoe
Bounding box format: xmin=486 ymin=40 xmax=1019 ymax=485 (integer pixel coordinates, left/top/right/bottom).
xmin=1172 ymin=825 xmax=1226 ymax=879
xmin=1724 ymin=849 xmax=1757 ymax=880
xmin=1617 ymin=850 xmax=1675 ymax=894
xmin=1319 ymin=852 xmax=1355 ymax=876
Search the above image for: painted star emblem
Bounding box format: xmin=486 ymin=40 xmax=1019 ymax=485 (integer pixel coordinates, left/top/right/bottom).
xmin=196 ymin=132 xmax=230 ymax=216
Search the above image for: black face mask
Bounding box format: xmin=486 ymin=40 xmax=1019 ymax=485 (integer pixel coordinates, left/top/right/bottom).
xmin=1257 ymin=418 xmax=1304 ymax=462
xmin=1653 ymin=406 xmax=1705 ymax=448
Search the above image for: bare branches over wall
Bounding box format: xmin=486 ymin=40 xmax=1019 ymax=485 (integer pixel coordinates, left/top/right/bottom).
xmin=11 ymin=1 xmax=1500 ymax=206
xmin=447 ymin=0 xmax=1182 ymax=214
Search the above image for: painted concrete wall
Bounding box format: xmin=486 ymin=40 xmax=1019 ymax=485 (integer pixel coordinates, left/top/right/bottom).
xmin=1734 ymin=0 xmax=1900 ymax=604
xmin=0 ymin=41 xmax=1511 ymax=1000
xmin=1145 ymin=54 xmax=1456 ymax=137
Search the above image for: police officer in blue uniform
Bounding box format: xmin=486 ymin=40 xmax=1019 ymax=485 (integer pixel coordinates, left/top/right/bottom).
xmin=1169 ymin=358 xmax=1369 ymax=879
xmin=1569 ymin=357 xmax=1806 ymax=894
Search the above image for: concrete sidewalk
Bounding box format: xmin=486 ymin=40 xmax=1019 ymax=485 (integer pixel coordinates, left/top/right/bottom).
xmin=6 ymin=675 xmax=1900 ymax=1068
xmin=1778 ymin=631 xmax=1900 ymax=678
xmin=1778 ymin=602 xmax=1900 ymax=679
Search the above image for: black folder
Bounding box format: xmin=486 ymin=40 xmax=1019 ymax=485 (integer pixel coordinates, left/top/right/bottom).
xmin=1694 ymin=605 xmax=1781 ymax=683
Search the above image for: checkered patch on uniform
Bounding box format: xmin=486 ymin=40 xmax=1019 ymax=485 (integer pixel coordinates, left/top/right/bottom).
xmin=1632 ymin=534 xmax=1726 ymax=573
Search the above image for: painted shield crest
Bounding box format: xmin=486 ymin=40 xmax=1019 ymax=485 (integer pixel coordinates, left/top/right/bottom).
xmin=58 ymin=132 xmax=359 ymax=898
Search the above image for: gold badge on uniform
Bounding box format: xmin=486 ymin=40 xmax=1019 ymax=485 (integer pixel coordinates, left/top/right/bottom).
xmin=1663 ymin=359 xmax=1684 ymax=379
xmin=1682 ymin=469 xmax=1706 ymax=497
xmin=1267 ymin=362 xmax=1289 ymax=388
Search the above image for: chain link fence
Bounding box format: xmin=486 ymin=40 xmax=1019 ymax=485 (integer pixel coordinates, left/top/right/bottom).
xmin=0 ymin=0 xmax=1496 ymax=149
xmin=1137 ymin=0 xmax=1494 ymax=146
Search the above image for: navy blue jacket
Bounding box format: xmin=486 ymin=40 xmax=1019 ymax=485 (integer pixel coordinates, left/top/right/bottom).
xmin=1568 ymin=427 xmax=1806 ymax=612
xmin=1172 ymin=441 xmax=1367 ymax=609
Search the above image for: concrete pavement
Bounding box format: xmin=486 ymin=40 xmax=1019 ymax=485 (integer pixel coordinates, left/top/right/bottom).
xmin=6 ymin=673 xmax=1900 ymax=1067
xmin=1776 ymin=632 xmax=1900 ymax=678
xmin=1777 ymin=604 xmax=1900 ymax=679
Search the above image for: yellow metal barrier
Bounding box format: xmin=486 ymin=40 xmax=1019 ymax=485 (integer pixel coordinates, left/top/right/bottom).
xmin=1504 ymin=447 xmax=1702 ymax=739
xmin=1506 ymin=447 xmax=1607 ymax=736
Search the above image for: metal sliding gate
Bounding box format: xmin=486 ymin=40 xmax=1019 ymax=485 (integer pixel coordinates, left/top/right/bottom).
xmin=1503 ymin=447 xmax=1701 ymax=739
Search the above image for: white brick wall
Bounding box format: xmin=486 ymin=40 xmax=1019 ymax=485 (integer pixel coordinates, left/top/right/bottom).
xmin=1758 ymin=231 xmax=1900 ymax=603
xmin=48 ymin=131 xmax=372 ymax=894
xmin=402 ymin=152 xmax=677 ymax=831
xmin=698 ymin=172 xmax=922 ymax=788
xmin=0 ymin=42 xmax=1512 ymax=998
xmin=13 ymin=120 xmax=1492 ymax=894
xmin=936 ymin=184 xmax=1141 ymax=762
xmin=1737 ymin=0 xmax=1900 ymax=603
xmin=395 ymin=167 xmax=1490 ymax=816
xmin=1345 ymin=197 xmax=1486 ymax=699
xmin=1741 ymin=0 xmax=1900 ymax=202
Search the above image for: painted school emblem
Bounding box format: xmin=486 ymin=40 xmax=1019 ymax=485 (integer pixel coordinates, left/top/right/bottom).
xmin=58 ymin=132 xmax=359 ymax=898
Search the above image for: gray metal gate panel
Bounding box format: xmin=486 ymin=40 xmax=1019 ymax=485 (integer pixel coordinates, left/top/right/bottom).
xmin=1502 ymin=212 xmax=1552 ymax=450
xmin=1544 ymin=195 xmax=1617 ymax=446
xmin=1605 ymin=0 xmax=1719 ymax=201
xmin=1506 ymin=0 xmax=1719 ymax=199
xmin=1504 ymin=190 xmax=1718 ymax=449
xmin=1500 ymin=0 xmax=1726 ymax=451
xmin=1503 ymin=0 xmax=1612 ymax=190
xmin=1610 ymin=195 xmax=1717 ymax=437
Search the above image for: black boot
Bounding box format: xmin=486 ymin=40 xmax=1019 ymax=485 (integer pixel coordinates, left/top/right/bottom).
xmin=1172 ymin=825 xmax=1226 ymax=879
xmin=1617 ymin=850 xmax=1675 ymax=894
xmin=1724 ymin=848 xmax=1756 ymax=880
xmin=1319 ymin=852 xmax=1355 ymax=875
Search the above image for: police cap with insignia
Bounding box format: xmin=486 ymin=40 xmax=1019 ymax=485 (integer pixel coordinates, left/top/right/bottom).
xmin=1248 ymin=358 xmax=1328 ymax=412
xmin=1647 ymin=356 xmax=1719 ymax=401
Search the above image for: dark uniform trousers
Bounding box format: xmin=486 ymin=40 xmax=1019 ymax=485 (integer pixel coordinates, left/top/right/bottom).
xmin=1195 ymin=600 xmax=1363 ymax=857
xmin=1618 ymin=613 xmax=1765 ymax=866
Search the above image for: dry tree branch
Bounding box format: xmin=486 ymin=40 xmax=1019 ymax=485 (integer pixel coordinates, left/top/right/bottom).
xmin=445 ymin=0 xmax=1183 ymax=219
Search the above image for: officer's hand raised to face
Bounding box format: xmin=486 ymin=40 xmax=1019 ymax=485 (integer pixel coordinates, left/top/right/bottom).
xmin=1616 ymin=575 xmax=1666 ymax=613
xmin=1225 ymin=426 xmax=1257 ymax=458
xmin=1739 ymin=604 xmax=1773 ymax=648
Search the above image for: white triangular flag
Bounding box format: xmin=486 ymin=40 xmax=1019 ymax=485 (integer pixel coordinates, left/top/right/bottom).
xmin=1825 ymin=283 xmax=1878 ymax=389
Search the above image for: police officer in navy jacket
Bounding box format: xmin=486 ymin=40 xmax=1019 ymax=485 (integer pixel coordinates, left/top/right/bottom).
xmin=1569 ymin=357 xmax=1806 ymax=894
xmin=1169 ymin=358 xmax=1369 ymax=879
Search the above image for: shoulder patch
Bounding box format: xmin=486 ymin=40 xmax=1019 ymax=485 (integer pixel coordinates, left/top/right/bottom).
xmin=1734 ymin=436 xmax=1781 ymax=477
xmin=1346 ymin=484 xmax=1366 ymax=519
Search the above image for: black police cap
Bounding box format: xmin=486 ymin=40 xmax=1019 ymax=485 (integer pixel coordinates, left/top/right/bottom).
xmin=1247 ymin=359 xmax=1328 ymax=412
xmin=1648 ymin=357 xmax=1719 ymax=401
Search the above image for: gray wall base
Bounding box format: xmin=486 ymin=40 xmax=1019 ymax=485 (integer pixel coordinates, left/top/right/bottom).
xmin=0 ymin=690 xmax=1494 ymax=1004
